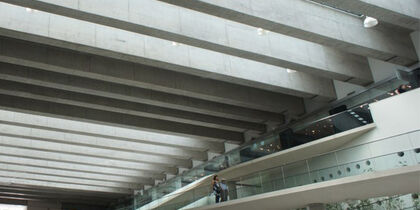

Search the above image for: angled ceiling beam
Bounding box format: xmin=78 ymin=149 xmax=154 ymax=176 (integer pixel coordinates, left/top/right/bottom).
xmin=0 ymin=177 xmax=132 ymax=194
xmin=0 ymin=117 xmax=209 ymax=160
xmin=0 ymin=163 xmax=153 ymax=185
xmin=0 ymin=75 xmax=266 ymax=134
xmin=0 ymin=145 xmax=178 ymax=174
xmin=0 ymin=62 xmax=282 ymax=125
xmin=0 ymin=134 xmax=193 ymax=168
xmin=0 ymin=170 xmax=142 ymax=190
xmin=0 ymin=185 xmax=122 ymax=200
xmin=0 ymin=91 xmax=244 ymax=143
xmin=0 ymin=109 xmax=225 ymax=153
xmin=0 ymin=155 xmax=165 ymax=180
xmin=0 ymin=2 xmax=336 ymax=102
xmin=158 ymin=0 xmax=418 ymax=66
xmin=0 ymin=37 xmax=303 ymax=116
xmin=310 ymin=0 xmax=420 ymax=30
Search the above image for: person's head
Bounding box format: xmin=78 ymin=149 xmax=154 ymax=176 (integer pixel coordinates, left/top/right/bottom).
xmin=213 ymin=175 xmax=218 ymax=181
xmin=399 ymin=84 xmax=411 ymax=90
xmin=221 ymin=178 xmax=226 ymax=183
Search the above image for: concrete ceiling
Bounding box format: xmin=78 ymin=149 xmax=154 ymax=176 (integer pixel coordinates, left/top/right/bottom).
xmin=0 ymin=0 xmax=414 ymax=207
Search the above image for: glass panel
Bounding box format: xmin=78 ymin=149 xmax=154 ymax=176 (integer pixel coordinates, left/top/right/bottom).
xmin=127 ymin=74 xmax=419 ymax=210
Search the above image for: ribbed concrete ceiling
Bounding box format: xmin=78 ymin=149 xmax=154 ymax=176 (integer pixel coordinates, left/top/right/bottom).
xmin=0 ymin=0 xmax=417 ymax=207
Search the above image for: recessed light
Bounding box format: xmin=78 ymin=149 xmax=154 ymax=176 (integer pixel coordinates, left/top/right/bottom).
xmin=171 ymin=41 xmax=180 ymax=46
xmin=257 ymin=28 xmax=269 ymax=35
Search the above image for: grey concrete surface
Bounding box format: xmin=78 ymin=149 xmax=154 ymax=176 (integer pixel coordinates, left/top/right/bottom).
xmin=0 ymin=80 xmax=266 ymax=133
xmin=0 ymin=3 xmax=337 ymax=101
xmin=159 ymin=0 xmax=418 ymax=66
xmin=0 ymin=0 xmax=373 ymax=85
xmin=0 ymin=62 xmax=286 ymax=124
xmin=0 ymin=92 xmax=245 ymax=142
xmin=311 ymin=0 xmax=420 ymax=30
xmin=0 ymin=109 xmax=224 ymax=152
xmin=0 ymin=36 xmax=305 ymax=115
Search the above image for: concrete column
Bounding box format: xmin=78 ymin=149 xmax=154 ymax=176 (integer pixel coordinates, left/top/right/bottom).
xmin=227 ymin=181 xmax=238 ymax=200
xmin=410 ymin=31 xmax=420 ymax=60
xmin=306 ymin=203 xmax=326 ymax=210
xmin=244 ymin=130 xmax=260 ymax=142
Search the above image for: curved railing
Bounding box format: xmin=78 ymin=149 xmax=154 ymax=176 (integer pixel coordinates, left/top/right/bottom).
xmin=141 ymin=129 xmax=420 ymax=209
xmin=119 ymin=73 xmax=418 ymax=210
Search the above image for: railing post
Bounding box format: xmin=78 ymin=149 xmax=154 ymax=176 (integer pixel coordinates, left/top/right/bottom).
xmin=281 ymin=165 xmax=286 ymax=187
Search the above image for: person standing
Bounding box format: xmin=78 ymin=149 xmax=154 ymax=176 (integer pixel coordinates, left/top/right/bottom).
xmin=220 ymin=178 xmax=229 ymax=202
xmin=212 ymin=175 xmax=221 ymax=203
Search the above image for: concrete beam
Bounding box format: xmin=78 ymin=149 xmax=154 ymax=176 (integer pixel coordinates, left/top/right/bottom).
xmin=0 ymin=144 xmax=177 ymax=174
xmin=159 ymin=0 xmax=418 ymax=66
xmin=0 ymin=134 xmax=192 ymax=168
xmin=0 ymin=37 xmax=304 ymax=116
xmin=0 ymin=155 xmax=165 ymax=180
xmin=0 ymin=62 xmax=282 ymax=125
xmin=0 ymin=118 xmax=208 ymax=161
xmin=0 ymin=185 xmax=123 ymax=200
xmin=0 ymin=109 xmax=225 ymax=153
xmin=0 ymin=77 xmax=265 ymax=133
xmin=0 ymin=193 xmax=109 ymax=206
xmin=0 ymin=177 xmax=131 ymax=194
xmin=0 ymin=2 xmax=336 ymax=100
xmin=0 ymin=0 xmax=373 ymax=85
xmin=0 ymin=163 xmax=153 ymax=185
xmin=0 ymin=91 xmax=244 ymax=143
xmin=0 ymin=192 xmax=110 ymax=205
xmin=311 ymin=0 xmax=420 ymax=30
xmin=0 ymin=169 xmax=142 ymax=190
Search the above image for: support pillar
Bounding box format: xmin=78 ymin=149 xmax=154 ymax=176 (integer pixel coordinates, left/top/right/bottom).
xmin=244 ymin=130 xmax=260 ymax=142
xmin=227 ymin=181 xmax=238 ymax=200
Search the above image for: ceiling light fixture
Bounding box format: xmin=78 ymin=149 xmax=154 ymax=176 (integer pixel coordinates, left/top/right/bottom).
xmin=257 ymin=28 xmax=269 ymax=35
xmin=363 ymin=16 xmax=379 ymax=28
xmin=286 ymin=68 xmax=297 ymax=73
xmin=305 ymin=0 xmax=378 ymax=28
xmin=171 ymin=41 xmax=181 ymax=46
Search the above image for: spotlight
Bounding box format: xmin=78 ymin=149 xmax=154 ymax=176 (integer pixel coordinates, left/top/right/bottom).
xmin=363 ymin=16 xmax=378 ymax=28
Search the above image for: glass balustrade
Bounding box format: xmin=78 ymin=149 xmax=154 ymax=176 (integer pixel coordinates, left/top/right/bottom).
xmin=128 ymin=73 xmax=419 ymax=210
xmin=133 ymin=105 xmax=374 ymax=209
xmin=152 ymin=133 xmax=420 ymax=209
xmin=323 ymin=193 xmax=420 ymax=210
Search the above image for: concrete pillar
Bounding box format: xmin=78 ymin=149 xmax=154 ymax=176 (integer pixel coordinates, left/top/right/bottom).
xmin=207 ymin=151 xmax=221 ymax=160
xmin=227 ymin=181 xmax=238 ymax=200
xmin=410 ymin=31 xmax=420 ymax=60
xmin=192 ymin=160 xmax=204 ymax=167
xmin=244 ymin=130 xmax=260 ymax=142
xmin=306 ymin=203 xmax=326 ymax=210
xmin=178 ymin=167 xmax=189 ymax=175
xmin=224 ymin=142 xmax=239 ymax=153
